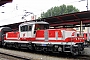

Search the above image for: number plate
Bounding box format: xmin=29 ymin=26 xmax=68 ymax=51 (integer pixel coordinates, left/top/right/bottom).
xmin=42 ymin=44 xmax=46 ymax=46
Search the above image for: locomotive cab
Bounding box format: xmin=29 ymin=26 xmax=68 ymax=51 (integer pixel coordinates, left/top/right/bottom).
xmin=19 ymin=21 xmax=49 ymax=38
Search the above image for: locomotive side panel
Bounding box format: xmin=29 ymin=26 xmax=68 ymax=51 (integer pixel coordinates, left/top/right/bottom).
xmin=6 ymin=32 xmax=19 ymax=40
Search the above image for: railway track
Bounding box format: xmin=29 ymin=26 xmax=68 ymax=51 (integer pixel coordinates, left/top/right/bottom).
xmin=0 ymin=52 xmax=31 ymax=60
xmin=0 ymin=48 xmax=32 ymax=60
xmin=0 ymin=47 xmax=90 ymax=60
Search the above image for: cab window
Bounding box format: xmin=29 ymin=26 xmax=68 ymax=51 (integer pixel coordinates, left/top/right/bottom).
xmin=35 ymin=24 xmax=49 ymax=30
xmin=28 ymin=25 xmax=32 ymax=31
xmin=20 ymin=25 xmax=28 ymax=32
xmin=20 ymin=25 xmax=32 ymax=32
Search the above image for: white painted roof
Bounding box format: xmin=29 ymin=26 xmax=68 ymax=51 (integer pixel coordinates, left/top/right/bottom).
xmin=19 ymin=21 xmax=49 ymax=26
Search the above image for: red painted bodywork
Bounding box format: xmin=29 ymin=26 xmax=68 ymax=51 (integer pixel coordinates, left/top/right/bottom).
xmin=36 ymin=29 xmax=62 ymax=38
xmin=6 ymin=32 xmax=19 ymax=40
xmin=5 ymin=29 xmax=86 ymax=43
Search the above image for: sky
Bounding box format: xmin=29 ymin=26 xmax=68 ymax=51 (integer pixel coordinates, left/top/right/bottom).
xmin=0 ymin=0 xmax=90 ymax=26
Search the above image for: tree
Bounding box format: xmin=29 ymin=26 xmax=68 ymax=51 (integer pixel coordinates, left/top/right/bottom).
xmin=40 ymin=4 xmax=79 ymax=18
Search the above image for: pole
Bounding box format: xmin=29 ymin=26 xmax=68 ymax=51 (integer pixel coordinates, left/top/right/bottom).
xmin=80 ymin=0 xmax=88 ymax=11
xmin=86 ymin=0 xmax=88 ymax=11
xmin=80 ymin=21 xmax=82 ymax=37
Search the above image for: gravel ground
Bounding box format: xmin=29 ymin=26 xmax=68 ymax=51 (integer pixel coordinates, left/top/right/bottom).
xmin=0 ymin=47 xmax=90 ymax=60
xmin=0 ymin=54 xmax=23 ymax=60
xmin=82 ymin=46 xmax=90 ymax=55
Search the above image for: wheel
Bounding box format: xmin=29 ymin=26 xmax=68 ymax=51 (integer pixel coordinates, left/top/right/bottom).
xmin=72 ymin=51 xmax=79 ymax=56
xmin=72 ymin=47 xmax=79 ymax=56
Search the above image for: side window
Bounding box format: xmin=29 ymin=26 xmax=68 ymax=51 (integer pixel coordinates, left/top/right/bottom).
xmin=28 ymin=25 xmax=32 ymax=31
xmin=20 ymin=25 xmax=28 ymax=32
xmin=35 ymin=24 xmax=49 ymax=30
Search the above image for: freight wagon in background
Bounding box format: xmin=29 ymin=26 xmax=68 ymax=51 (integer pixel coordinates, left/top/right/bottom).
xmin=0 ymin=21 xmax=86 ymax=55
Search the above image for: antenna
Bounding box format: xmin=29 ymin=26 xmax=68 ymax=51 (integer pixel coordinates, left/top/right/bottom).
xmin=16 ymin=4 xmax=18 ymax=10
xmin=21 ymin=10 xmax=34 ymax=21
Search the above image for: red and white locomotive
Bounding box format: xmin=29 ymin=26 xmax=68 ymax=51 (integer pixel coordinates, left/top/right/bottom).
xmin=0 ymin=21 xmax=86 ymax=55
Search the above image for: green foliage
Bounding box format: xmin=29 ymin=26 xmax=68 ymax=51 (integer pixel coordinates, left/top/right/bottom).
xmin=40 ymin=4 xmax=79 ymax=18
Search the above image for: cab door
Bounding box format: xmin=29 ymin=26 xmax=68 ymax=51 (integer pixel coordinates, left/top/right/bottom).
xmin=27 ymin=25 xmax=33 ymax=37
xmin=19 ymin=24 xmax=34 ymax=39
xmin=19 ymin=25 xmax=28 ymax=38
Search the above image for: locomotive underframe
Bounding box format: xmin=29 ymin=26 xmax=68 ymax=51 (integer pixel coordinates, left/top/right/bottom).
xmin=3 ymin=41 xmax=84 ymax=55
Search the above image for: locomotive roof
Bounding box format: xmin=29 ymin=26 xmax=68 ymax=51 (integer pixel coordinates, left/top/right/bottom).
xmin=19 ymin=21 xmax=49 ymax=26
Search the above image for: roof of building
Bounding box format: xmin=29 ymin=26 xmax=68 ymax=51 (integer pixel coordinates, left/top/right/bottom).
xmin=0 ymin=0 xmax=12 ymax=6
xmin=42 ymin=11 xmax=90 ymax=27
